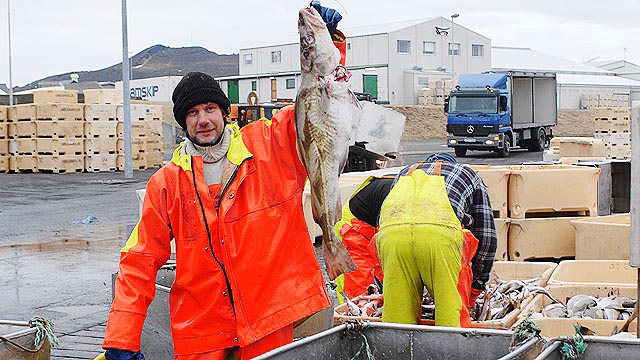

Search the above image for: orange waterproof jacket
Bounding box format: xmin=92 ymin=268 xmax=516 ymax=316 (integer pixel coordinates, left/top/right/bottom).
xmin=103 ymin=106 xmax=330 ymax=356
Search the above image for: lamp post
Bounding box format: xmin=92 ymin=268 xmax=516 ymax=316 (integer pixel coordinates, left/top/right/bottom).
xmin=7 ymin=0 xmax=14 ymax=105
xmin=450 ymin=13 xmax=459 ymax=85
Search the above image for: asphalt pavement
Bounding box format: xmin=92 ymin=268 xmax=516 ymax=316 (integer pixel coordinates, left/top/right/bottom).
xmin=0 ymin=140 xmax=545 ymax=359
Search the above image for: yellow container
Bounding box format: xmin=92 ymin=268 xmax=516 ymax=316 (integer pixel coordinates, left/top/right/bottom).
xmin=517 ymin=284 xmax=637 ymax=338
xmin=508 ymin=217 xmax=583 ymax=261
xmin=507 ymin=165 xmax=600 ymax=219
xmin=469 ymin=165 xmax=510 ymax=218
xmin=571 ymin=214 xmax=630 ymax=260
xmin=494 ymin=218 xmax=509 ymax=261
xmin=548 ymin=260 xmax=636 ymax=287
xmin=32 ymin=88 xmax=78 ymax=104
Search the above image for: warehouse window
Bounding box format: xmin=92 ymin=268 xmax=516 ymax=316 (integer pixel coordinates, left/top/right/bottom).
xmin=448 ymin=43 xmax=460 ymax=56
xmin=244 ymin=54 xmax=253 ymax=65
xmin=472 ymin=44 xmax=484 ymax=57
xmin=251 ymin=81 xmax=257 ymax=91
xmin=271 ymin=51 xmax=282 ymax=63
xmin=397 ymin=40 xmax=411 ymax=54
xmin=423 ymin=41 xmax=436 ymax=54
xmin=286 ymin=78 xmax=296 ymax=89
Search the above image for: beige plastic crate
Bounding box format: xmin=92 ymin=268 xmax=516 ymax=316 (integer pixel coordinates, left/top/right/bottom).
xmin=0 ymin=105 xmax=7 ymax=121
xmin=490 ymin=261 xmax=557 ymax=287
xmin=83 ymin=89 xmax=123 ymax=104
xmin=507 ymin=165 xmax=599 ymax=218
xmin=117 ymin=104 xmax=151 ymax=121
xmin=517 ymin=284 xmax=637 ymax=337
xmin=10 ymin=103 xmax=83 ymax=121
xmin=0 ymin=123 xmax=6 ymax=138
xmin=0 ymin=139 xmax=7 ymax=155
xmin=36 ymin=138 xmax=84 ymax=155
xmin=9 ymin=155 xmax=38 ymax=172
xmin=117 ymin=153 xmax=147 ymax=171
xmin=84 ymin=137 xmax=117 ymax=155
xmin=469 ymin=165 xmax=510 ymax=218
xmin=117 ymin=120 xmax=147 ymax=138
xmin=145 ymin=137 xmax=163 ymax=152
xmin=84 ymin=121 xmax=118 ymax=138
xmin=606 ymin=145 xmax=631 ymax=160
xmin=85 ymin=154 xmax=118 ymax=172
xmin=146 ymin=118 xmax=163 ymax=137
xmin=84 ymin=104 xmax=118 ymax=121
xmin=508 ymin=217 xmax=583 ymax=261
xmin=571 ymin=214 xmax=630 ymax=260
xmin=32 ymin=89 xmax=78 ymax=104
xmin=8 ymin=121 xmax=35 ymax=138
xmin=550 ymin=137 xmax=606 ymax=158
xmin=146 ymin=151 xmax=164 ymax=168
xmin=117 ymin=137 xmax=147 ymax=154
xmin=0 ymin=155 xmax=8 ymax=172
xmin=9 ymin=138 xmax=36 ymax=154
xmin=595 ymin=107 xmax=631 ymax=119
xmin=594 ymin=133 xmax=631 ymax=147
xmin=594 ymin=119 xmax=631 ymax=134
xmin=37 ymin=155 xmax=84 ymax=174
xmin=494 ymin=218 xmax=509 ymax=261
xmin=548 ymin=260 xmax=636 ymax=287
xmin=35 ymin=120 xmax=84 ymax=138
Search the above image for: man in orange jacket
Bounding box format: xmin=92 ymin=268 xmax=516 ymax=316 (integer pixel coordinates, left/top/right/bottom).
xmin=99 ymin=4 xmax=345 ymax=360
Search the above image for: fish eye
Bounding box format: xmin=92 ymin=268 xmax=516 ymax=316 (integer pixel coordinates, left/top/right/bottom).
xmin=305 ymin=35 xmax=314 ymax=44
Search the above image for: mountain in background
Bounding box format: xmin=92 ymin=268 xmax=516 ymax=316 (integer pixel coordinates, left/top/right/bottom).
xmin=21 ymin=44 xmax=239 ymax=90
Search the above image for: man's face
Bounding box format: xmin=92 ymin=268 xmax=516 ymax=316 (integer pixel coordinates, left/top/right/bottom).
xmin=185 ymin=102 xmax=225 ymax=144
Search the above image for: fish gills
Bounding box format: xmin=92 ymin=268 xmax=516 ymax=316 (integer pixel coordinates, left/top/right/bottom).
xmin=295 ymin=6 xmax=357 ymax=280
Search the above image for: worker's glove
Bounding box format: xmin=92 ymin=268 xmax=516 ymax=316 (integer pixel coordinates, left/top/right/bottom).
xmin=311 ymin=0 xmax=342 ymax=37
xmin=469 ymin=287 xmax=484 ymax=309
xmin=104 ymin=349 xmax=145 ymax=360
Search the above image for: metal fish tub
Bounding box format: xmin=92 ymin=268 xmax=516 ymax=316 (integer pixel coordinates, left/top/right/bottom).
xmin=254 ymin=322 xmax=543 ymax=360
xmin=0 ymin=321 xmax=50 ymax=360
xmin=535 ymin=335 xmax=640 ymax=359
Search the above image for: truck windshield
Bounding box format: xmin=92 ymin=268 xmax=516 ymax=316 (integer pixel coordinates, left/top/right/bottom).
xmin=449 ymin=96 xmax=498 ymax=114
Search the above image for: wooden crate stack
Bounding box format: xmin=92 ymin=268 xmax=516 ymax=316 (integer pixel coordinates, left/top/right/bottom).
xmin=7 ymin=90 xmax=84 ymax=173
xmin=0 ymin=106 xmax=8 ymax=173
xmin=593 ymin=107 xmax=631 ymax=160
xmin=84 ymin=102 xmax=118 ymax=172
xmin=116 ymin=104 xmax=148 ymax=171
xmin=580 ymin=94 xmax=629 ymax=109
xmin=140 ymin=103 xmax=164 ymax=168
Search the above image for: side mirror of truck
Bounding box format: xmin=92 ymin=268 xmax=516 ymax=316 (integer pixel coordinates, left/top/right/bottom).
xmin=444 ymin=96 xmax=449 ymax=114
xmin=499 ymin=96 xmax=507 ymax=112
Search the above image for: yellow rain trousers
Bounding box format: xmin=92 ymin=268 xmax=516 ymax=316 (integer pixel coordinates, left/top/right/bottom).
xmin=377 ymin=162 xmax=478 ymax=327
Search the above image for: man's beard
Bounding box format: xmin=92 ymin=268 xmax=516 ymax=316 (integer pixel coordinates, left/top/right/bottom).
xmin=186 ymin=130 xmax=224 ymax=147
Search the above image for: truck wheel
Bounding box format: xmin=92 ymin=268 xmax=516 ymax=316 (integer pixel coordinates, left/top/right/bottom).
xmin=454 ymin=147 xmax=467 ymax=157
xmin=499 ymin=135 xmax=511 ymax=158
xmin=528 ymin=128 xmax=546 ymax=152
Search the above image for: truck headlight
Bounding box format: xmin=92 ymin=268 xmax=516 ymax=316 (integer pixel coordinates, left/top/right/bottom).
xmin=485 ymin=140 xmax=494 ymax=145
xmin=449 ymin=139 xmax=457 ymax=144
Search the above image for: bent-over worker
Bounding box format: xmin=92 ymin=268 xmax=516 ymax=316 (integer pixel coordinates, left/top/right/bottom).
xmin=377 ymin=152 xmax=497 ymax=327
xmin=334 ymin=176 xmax=394 ymax=302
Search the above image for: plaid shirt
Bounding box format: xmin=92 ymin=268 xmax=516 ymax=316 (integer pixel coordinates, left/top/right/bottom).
xmin=394 ymin=161 xmax=497 ymax=290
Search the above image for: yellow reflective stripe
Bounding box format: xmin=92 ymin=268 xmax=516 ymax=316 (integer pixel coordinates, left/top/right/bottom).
xmin=226 ymin=123 xmax=253 ymax=165
xmin=171 ymin=142 xmax=192 ymax=171
xmin=121 ymin=223 xmax=139 ymax=253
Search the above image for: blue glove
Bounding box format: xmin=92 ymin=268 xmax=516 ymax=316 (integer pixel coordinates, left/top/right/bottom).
xmin=104 ymin=349 xmax=145 ymax=360
xmin=311 ymin=1 xmax=342 ymax=36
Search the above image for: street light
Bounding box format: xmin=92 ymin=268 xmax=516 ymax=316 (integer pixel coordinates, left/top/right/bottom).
xmin=7 ymin=0 xmax=14 ymax=105
xmin=450 ymin=13 xmax=459 ymax=85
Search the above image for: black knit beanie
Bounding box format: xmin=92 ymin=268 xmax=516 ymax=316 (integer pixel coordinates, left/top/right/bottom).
xmin=172 ymin=72 xmax=231 ymax=129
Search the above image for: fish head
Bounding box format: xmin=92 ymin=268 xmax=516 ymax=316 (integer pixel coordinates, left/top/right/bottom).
xmin=298 ymin=6 xmax=341 ymax=76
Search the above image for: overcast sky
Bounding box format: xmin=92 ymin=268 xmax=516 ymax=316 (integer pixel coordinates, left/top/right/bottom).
xmin=0 ymin=0 xmax=638 ymax=87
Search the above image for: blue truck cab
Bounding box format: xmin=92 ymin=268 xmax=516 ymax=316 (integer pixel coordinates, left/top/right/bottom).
xmin=446 ymin=72 xmax=557 ymax=157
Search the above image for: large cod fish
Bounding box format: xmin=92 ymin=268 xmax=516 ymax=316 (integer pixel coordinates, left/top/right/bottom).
xmin=295 ymin=6 xmax=358 ymax=280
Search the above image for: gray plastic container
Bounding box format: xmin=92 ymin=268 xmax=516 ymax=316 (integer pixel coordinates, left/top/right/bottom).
xmin=535 ymin=335 xmax=640 ymax=359
xmin=255 ymin=322 xmax=543 ymax=360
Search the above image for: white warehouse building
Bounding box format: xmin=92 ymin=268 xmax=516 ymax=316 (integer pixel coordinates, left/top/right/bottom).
xmin=218 ymin=17 xmax=491 ymax=105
